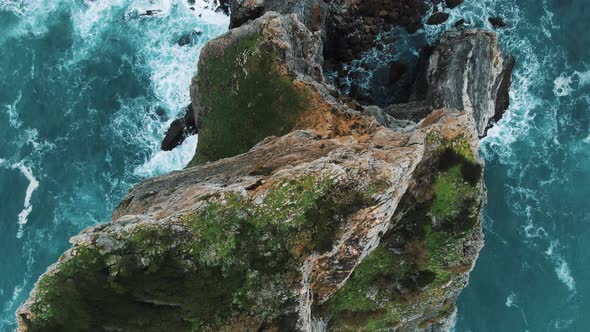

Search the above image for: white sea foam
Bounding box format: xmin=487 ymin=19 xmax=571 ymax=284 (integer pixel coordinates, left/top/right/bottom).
xmin=540 ymin=0 xmax=560 ymax=38
xmin=0 ymin=158 xmax=40 ymax=238
xmin=0 ymin=282 xmax=26 ymax=324
xmin=545 ymin=241 xmax=576 ymax=293
xmin=553 ymin=319 xmax=574 ymax=330
xmin=520 ymin=205 xmax=548 ymax=240
xmin=50 ymin=0 xmax=228 ymax=180
xmin=13 ymin=163 xmax=39 ymax=238
xmin=481 ymin=35 xmax=543 ymax=163
xmin=0 ymin=0 xmax=63 ymax=44
xmin=0 ymin=0 xmax=27 ymax=15
xmin=553 ymin=74 xmax=574 ymax=97
xmin=505 ymin=292 xmax=529 ymax=327
xmin=134 ymin=134 xmax=198 ymax=177
xmin=2 ymin=90 xmax=23 ymax=129
xmin=577 ymin=70 xmax=590 ymax=86
xmin=71 ymin=0 xmax=127 ymax=42
xmin=119 ymin=2 xmax=226 ymax=177
xmin=0 ymin=1 xmax=228 ymax=329
xmin=0 ymin=229 xmax=37 ymax=325
xmin=553 ymin=69 xmax=590 ymax=97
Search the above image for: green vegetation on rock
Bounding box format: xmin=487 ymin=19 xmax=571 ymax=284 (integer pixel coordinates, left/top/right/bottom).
xmin=431 ymin=164 xmax=473 ymax=220
xmin=28 ymin=247 xmax=100 ymax=330
xmin=191 ymin=32 xmax=310 ymax=165
xmin=431 ymin=135 xmax=482 ymax=233
xmin=322 ymin=213 xmax=468 ymax=331
xmin=321 ymin=136 xmax=483 ymax=331
xmin=24 ymin=174 xmax=383 ymax=331
xmin=323 ymin=204 xmax=475 ymax=331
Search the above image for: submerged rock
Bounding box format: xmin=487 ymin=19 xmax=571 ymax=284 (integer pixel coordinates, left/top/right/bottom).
xmin=489 ymin=16 xmax=508 ymax=28
xmin=454 ymin=18 xmax=467 ymax=27
xmin=139 ymin=9 xmax=163 ymax=17
xmin=17 ymin=5 xmax=512 ymax=332
xmin=177 ymin=29 xmax=203 ymax=46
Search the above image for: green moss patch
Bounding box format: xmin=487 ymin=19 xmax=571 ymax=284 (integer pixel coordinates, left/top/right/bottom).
xmin=191 ymin=32 xmax=310 ymax=165
xmin=25 ymin=174 xmax=382 ymax=331
xmin=431 ymin=143 xmax=482 ymax=235
xmin=431 ymin=164 xmax=471 ymax=220
xmin=322 ymin=140 xmax=484 ymax=331
xmin=26 ymin=227 xmax=244 ymax=332
xmin=322 ymin=198 xmax=474 ymax=331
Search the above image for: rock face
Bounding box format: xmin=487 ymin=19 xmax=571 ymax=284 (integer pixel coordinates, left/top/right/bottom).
xmin=229 ymin=0 xmax=327 ymax=33
xmin=161 ymin=105 xmax=197 ymax=151
xmin=17 ymin=4 xmax=512 ymax=332
xmin=323 ymin=0 xmax=430 ymax=63
xmin=411 ymin=30 xmax=511 ymax=137
xmin=426 ymin=12 xmax=450 ymax=25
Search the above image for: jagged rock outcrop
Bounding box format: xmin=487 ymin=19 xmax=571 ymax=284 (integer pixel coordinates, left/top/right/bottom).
xmin=17 ymin=5 xmax=512 ymax=332
xmin=161 ymin=105 xmax=197 ymax=151
xmin=229 ymin=0 xmax=327 ymax=33
xmin=400 ymin=29 xmax=514 ymax=137
xmin=323 ymin=0 xmax=430 ymax=63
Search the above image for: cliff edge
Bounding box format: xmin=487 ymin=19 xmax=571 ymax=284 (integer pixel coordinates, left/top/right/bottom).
xmin=17 ymin=2 xmax=512 ymax=331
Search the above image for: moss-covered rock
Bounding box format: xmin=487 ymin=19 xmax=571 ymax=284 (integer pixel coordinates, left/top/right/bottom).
xmin=189 ymin=13 xmax=321 ymax=165
xmin=319 ymin=135 xmax=484 ymax=331
xmin=20 ymin=173 xmax=390 ymax=331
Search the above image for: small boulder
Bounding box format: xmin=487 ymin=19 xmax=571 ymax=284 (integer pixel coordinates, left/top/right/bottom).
xmin=140 ymin=9 xmax=163 ymax=17
xmin=177 ymin=30 xmax=203 ymax=46
xmin=454 ymin=18 xmax=466 ymax=27
xmin=426 ymin=12 xmax=450 ymax=25
xmin=216 ymin=0 xmax=230 ymax=16
xmin=161 ymin=105 xmax=197 ymax=151
xmin=161 ymin=119 xmax=186 ymax=151
xmin=488 ymin=16 xmax=508 ymax=28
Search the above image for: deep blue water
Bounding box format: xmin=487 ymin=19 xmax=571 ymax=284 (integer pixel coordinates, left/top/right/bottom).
xmin=0 ymin=0 xmax=588 ymax=331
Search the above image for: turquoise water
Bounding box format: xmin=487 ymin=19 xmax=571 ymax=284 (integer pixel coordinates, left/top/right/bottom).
xmin=0 ymin=0 xmax=588 ymax=331
xmin=0 ymin=0 xmax=227 ymax=329
xmin=454 ymin=0 xmax=590 ymax=331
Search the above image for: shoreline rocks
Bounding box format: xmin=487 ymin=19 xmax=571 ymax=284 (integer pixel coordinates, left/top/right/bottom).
xmin=160 ymin=105 xmax=197 ymax=151
xmin=489 ymin=16 xmax=508 ymax=28
xmin=177 ymin=29 xmax=203 ymax=46
xmin=427 ymin=12 xmax=450 ymax=25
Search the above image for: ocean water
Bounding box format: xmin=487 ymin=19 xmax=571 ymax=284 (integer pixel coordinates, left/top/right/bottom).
xmin=0 ymin=0 xmax=588 ymax=331
xmin=433 ymin=1 xmax=590 ymax=331
xmin=0 ymin=0 xmax=228 ymax=329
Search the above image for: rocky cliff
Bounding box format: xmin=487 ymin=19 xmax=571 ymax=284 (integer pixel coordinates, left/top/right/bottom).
xmin=17 ymin=2 xmax=512 ymax=331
